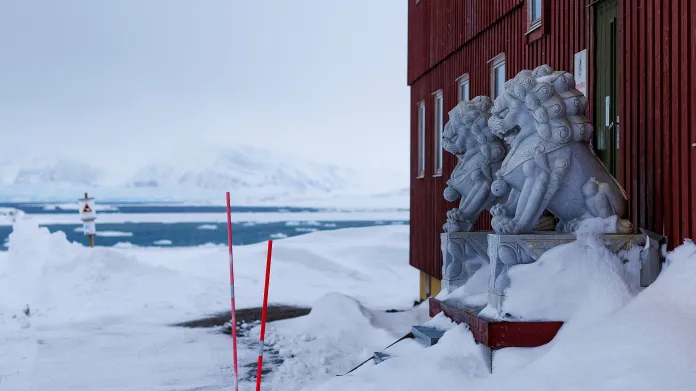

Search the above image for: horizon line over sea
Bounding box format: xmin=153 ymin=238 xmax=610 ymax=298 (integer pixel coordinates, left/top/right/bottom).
xmin=0 ymin=202 xmax=410 ymax=250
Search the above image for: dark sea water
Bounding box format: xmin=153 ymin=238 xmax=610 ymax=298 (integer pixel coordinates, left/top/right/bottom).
xmin=0 ymin=203 xmax=409 ymax=250
xmin=8 ymin=204 xmax=324 ymax=214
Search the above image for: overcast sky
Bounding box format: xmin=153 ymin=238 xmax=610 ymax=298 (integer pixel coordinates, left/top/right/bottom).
xmin=0 ymin=0 xmax=408 ymax=175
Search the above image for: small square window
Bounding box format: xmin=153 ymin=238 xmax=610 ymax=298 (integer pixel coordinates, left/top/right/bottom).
xmin=490 ymin=54 xmax=506 ymax=100
xmin=457 ymin=74 xmax=470 ymax=102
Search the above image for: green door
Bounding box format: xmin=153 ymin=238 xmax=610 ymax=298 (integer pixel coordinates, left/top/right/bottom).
xmin=594 ymin=0 xmax=619 ymax=176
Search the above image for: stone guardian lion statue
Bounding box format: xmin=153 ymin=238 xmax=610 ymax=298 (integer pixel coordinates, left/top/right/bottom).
xmin=442 ymin=96 xmax=507 ymax=232
xmin=487 ymin=65 xmax=633 ymax=234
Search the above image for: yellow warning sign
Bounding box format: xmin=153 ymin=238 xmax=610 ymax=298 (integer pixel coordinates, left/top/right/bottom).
xmin=82 ymin=204 xmax=93 ymax=213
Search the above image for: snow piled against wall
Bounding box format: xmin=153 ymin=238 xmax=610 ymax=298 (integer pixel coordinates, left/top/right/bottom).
xmin=502 ymin=233 xmax=642 ymax=322
xmin=307 ymin=239 xmax=696 ymax=391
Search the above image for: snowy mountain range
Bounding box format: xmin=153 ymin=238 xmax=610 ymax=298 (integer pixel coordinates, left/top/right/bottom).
xmin=0 ymin=145 xmax=408 ymax=207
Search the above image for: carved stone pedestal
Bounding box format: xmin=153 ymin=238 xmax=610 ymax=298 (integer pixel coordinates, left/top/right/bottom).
xmin=440 ymin=232 xmax=490 ymax=294
xmin=487 ymin=232 xmax=656 ymax=314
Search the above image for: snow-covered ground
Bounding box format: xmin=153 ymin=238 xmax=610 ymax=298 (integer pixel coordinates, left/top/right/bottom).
xmin=310 ymin=236 xmax=696 ymax=391
xmin=0 ymin=220 xmax=419 ymax=390
xmin=2 ymin=217 xmax=696 ymax=391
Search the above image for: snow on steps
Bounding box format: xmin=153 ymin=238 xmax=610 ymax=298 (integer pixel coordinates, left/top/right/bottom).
xmin=428 ymin=298 xmax=564 ymax=349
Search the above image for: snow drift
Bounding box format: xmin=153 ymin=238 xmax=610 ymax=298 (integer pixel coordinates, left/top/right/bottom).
xmin=0 ymin=219 xmax=208 ymax=324
xmin=0 ymin=222 xmax=419 ymax=390
xmin=502 ymin=233 xmax=642 ymax=322
xmin=255 ymin=293 xmax=429 ymax=391
xmin=308 ymin=239 xmax=696 ymax=391
xmin=0 ymin=221 xmax=418 ymax=325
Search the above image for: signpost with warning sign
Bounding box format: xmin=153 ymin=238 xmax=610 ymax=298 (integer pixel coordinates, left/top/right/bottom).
xmin=78 ymin=192 xmax=97 ymax=247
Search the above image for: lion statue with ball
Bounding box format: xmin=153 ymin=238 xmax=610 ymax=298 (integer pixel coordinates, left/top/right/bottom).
xmin=487 ymin=64 xmax=633 ymax=234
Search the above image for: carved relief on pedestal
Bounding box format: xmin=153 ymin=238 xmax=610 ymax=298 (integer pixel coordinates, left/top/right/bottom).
xmin=486 ymin=233 xmax=651 ymax=314
xmin=440 ymin=232 xmax=489 ymax=293
xmin=487 ymin=234 xmax=536 ymax=313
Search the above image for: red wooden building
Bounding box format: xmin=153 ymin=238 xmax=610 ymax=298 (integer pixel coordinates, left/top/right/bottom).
xmin=408 ymin=0 xmax=696 ymax=299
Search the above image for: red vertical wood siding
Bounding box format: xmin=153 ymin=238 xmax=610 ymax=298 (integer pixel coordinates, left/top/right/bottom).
xmin=408 ymin=1 xmax=593 ymax=278
xmin=618 ymin=0 xmax=696 ymax=249
xmin=409 ymin=0 xmax=696 ymax=278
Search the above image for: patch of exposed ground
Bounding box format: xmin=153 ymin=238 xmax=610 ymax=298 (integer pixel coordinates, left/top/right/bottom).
xmin=173 ymin=306 xmax=312 ymax=330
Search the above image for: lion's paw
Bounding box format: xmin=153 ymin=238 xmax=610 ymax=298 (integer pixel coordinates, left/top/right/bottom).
xmin=490 ymin=204 xmax=508 ymax=217
xmin=493 ymin=217 xmax=523 ymax=234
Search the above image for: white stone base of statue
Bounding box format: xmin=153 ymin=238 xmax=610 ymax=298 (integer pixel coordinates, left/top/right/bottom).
xmin=487 ymin=231 xmax=665 ymax=315
xmin=440 ymin=232 xmax=490 ymax=294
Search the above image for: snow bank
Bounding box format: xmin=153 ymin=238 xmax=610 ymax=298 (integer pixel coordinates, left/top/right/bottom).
xmin=439 ymin=266 xmax=489 ymax=307
xmin=0 ymin=308 xmax=35 ymax=386
xmin=257 ymin=293 xmax=429 ymax=391
xmin=0 ymin=222 xmax=418 ymax=390
xmin=306 ymin=323 xmax=490 ymax=391
xmin=421 ymin=311 xmax=458 ymax=331
xmin=307 ymin=239 xmax=696 ymax=391
xmin=502 ymin=233 xmax=641 ymax=322
xmin=0 ymin=221 xmax=417 ymax=325
xmin=0 ymin=220 xmax=208 ymax=324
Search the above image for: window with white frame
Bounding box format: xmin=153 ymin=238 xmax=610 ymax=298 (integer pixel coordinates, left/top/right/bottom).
xmin=529 ymin=0 xmax=542 ymax=29
xmin=417 ymin=101 xmax=425 ymax=177
xmin=458 ymin=74 xmax=470 ymax=102
xmin=491 ymin=54 xmax=506 ymax=100
xmin=433 ymin=91 xmax=443 ymax=176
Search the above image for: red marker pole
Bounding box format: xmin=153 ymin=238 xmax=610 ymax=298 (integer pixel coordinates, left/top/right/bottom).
xmin=255 ymin=240 xmax=273 ymax=391
xmin=225 ymin=192 xmax=239 ymax=391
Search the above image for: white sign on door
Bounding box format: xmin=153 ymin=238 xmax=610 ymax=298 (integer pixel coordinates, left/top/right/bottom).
xmin=574 ymin=49 xmax=588 ymax=97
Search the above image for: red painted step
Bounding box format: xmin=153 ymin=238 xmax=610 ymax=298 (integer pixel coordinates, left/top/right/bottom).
xmin=429 ymin=298 xmax=563 ymax=349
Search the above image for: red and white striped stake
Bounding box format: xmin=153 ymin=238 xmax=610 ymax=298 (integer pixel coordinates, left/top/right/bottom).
xmin=255 ymin=239 xmax=274 ymax=391
xmin=225 ymin=192 xmax=239 ymax=391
